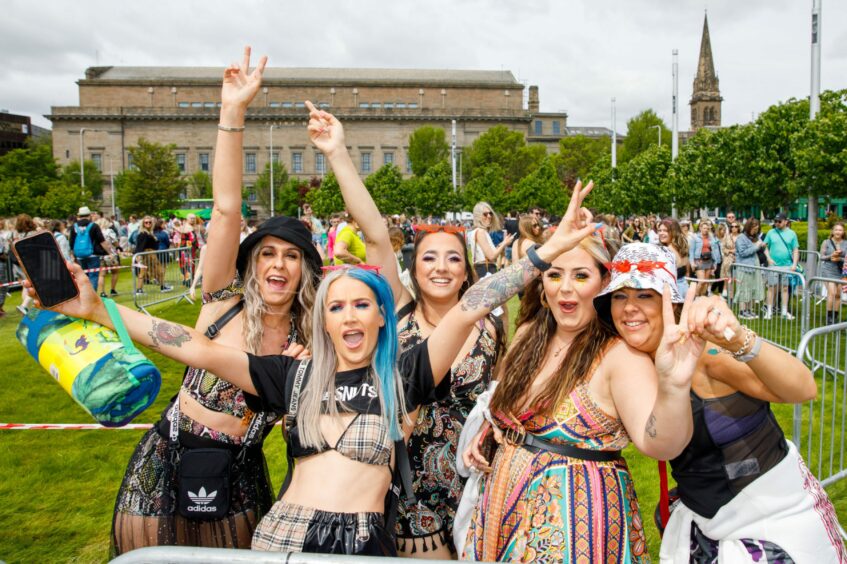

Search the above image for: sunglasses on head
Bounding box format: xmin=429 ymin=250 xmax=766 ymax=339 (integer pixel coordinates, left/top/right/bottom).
xmin=321 ymin=264 xmax=382 ymax=275
xmin=413 ymin=224 xmax=465 ymax=235
xmin=607 ymin=259 xmax=676 ymax=280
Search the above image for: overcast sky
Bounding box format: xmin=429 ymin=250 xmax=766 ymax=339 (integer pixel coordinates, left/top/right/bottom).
xmin=3 ymin=0 xmax=846 ymax=132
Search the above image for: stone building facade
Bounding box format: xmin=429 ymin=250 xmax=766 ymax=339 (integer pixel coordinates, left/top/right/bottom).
xmin=48 ymin=67 xmax=573 ymax=212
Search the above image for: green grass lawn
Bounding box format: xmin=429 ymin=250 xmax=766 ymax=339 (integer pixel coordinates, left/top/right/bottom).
xmin=0 ymin=285 xmax=844 ymax=562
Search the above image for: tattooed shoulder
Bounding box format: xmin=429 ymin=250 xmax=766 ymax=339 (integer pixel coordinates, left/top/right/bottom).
xmin=148 ymin=320 xmax=192 ymax=348
xmin=645 ymin=412 xmax=657 ymax=439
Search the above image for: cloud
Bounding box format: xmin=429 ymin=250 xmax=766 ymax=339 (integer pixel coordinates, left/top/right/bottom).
xmin=2 ymin=0 xmax=845 ymax=131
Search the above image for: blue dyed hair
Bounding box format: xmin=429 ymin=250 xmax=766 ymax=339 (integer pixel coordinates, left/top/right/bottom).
xmin=346 ymin=268 xmax=402 ymax=440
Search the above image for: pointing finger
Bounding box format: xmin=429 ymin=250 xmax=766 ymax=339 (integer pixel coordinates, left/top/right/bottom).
xmin=680 ymin=283 xmax=696 ymax=330
xmin=241 ymin=46 xmax=251 ymax=74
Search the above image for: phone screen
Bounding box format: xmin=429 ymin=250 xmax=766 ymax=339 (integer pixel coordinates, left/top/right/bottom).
xmin=13 ymin=232 xmax=79 ymax=308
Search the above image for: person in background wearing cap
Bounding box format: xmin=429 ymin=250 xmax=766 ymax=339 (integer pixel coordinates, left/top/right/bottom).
xmin=594 ymin=243 xmax=843 ymax=563
xmin=762 ymin=212 xmax=799 ymax=320
xmin=108 ymin=47 xmax=321 ymax=557
xmin=69 ymin=206 xmax=112 ymax=289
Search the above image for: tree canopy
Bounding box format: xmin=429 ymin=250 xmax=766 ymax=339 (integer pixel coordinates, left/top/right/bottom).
xmin=115 ymin=138 xmax=186 ymax=216
xmin=407 ymin=126 xmax=449 ymax=177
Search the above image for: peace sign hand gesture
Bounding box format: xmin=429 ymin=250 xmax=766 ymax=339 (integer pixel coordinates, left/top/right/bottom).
xmin=542 ymin=180 xmax=601 ymax=258
xmin=654 ymin=283 xmax=704 ymax=389
xmin=305 ymin=100 xmax=346 ymax=157
xmin=220 ymin=46 xmax=268 ymax=111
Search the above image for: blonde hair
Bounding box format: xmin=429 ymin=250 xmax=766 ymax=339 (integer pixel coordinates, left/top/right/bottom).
xmin=472 ymin=202 xmax=495 ymax=231
xmin=241 ymin=243 xmax=317 ymax=353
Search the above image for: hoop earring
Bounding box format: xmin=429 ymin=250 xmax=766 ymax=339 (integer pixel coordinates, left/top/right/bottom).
xmin=540 ymin=292 xmax=549 ymax=309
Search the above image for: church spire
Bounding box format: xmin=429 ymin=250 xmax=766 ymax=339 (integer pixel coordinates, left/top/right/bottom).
xmin=690 ymin=12 xmax=722 ymax=130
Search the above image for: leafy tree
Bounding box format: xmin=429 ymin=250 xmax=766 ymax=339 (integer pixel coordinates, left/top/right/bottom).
xmin=511 ymin=156 xmax=566 ymax=213
xmin=791 ymin=89 xmax=847 ymax=200
xmin=462 ymin=163 xmax=507 ymax=210
xmin=621 ymin=110 xmax=671 ymax=163
xmin=411 ymin=161 xmax=457 ymax=216
xmin=115 ymin=138 xmax=186 ymax=215
xmin=365 ymin=164 xmax=406 ymax=214
xmin=254 ymin=162 xmax=289 ymax=214
xmin=61 ymin=160 xmax=104 ymax=200
xmin=0 ymin=143 xmax=59 ymax=199
xmin=0 ymin=177 xmax=35 ymax=216
xmin=408 ymin=126 xmax=449 ymax=176
xmin=463 ymin=125 xmax=545 ymax=188
xmin=615 ymin=145 xmax=673 ymax=215
xmin=187 ymin=170 xmax=213 ymax=198
xmin=39 ymin=182 xmax=91 ymax=219
xmin=305 ymin=172 xmax=344 ymax=217
xmin=277 ymin=177 xmax=308 ymax=217
xmin=554 ymin=135 xmax=610 ymax=187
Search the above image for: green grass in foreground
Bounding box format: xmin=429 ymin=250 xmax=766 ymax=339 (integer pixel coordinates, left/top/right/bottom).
xmin=0 ymin=288 xmax=844 ymax=563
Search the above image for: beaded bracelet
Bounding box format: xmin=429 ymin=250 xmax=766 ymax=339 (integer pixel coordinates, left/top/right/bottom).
xmin=726 ymin=326 xmax=755 ymax=360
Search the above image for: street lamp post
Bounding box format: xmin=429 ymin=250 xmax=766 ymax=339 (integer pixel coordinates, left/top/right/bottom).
xmin=611 ymin=98 xmax=617 ymax=168
xmin=109 ymin=155 xmax=116 ymax=219
xmin=269 ymin=124 xmax=275 ymax=217
xmin=652 ymin=125 xmax=662 ymax=147
xmin=78 ymin=128 xmax=87 ymax=192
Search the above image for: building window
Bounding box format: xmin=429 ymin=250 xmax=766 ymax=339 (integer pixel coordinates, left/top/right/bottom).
xmin=316 ymin=153 xmax=326 ymax=174
xmin=295 ymin=102 xmax=305 ymax=109
xmin=91 ymin=153 xmax=102 ymax=171
xmin=271 ymin=152 xmax=279 ymax=164
xmin=65 ymin=149 xmax=70 ymax=159
xmin=552 ymin=120 xmax=560 ymax=135
xmin=396 ymin=102 xmax=407 ymax=109
xmin=245 ymin=152 xmax=257 ymax=174
xmin=127 ymin=153 xmax=134 ymax=170
xmin=191 ymin=102 xmax=203 ymax=108
xmin=361 ymin=152 xmax=372 ymax=173
xmin=318 ymin=102 xmax=330 ymax=109
xmin=269 ymin=101 xmax=281 ymax=108
xmin=384 ymin=102 xmax=394 ymax=109
xmin=371 ymin=102 xmax=381 ymax=109
xmin=178 ymin=101 xmax=189 ymax=108
xmin=408 ymin=102 xmax=418 ymax=109
xmin=292 ymin=152 xmax=303 ymax=173
xmin=246 ymin=185 xmax=257 ymax=202
xmin=282 ymin=102 xmax=293 ymax=108
xmin=359 ymin=102 xmax=370 ymax=109
xmin=176 ymin=153 xmax=186 ymax=173
xmin=384 ymin=152 xmax=394 ymax=166
xmin=534 ymin=120 xmax=543 ymax=135
xmin=199 ymin=153 xmax=210 ymax=172
xmin=204 ymin=102 xmax=215 ymax=108
xmin=406 ymin=154 xmax=412 ymax=174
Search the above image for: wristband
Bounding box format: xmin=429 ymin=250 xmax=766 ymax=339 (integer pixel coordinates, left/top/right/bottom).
xmin=736 ymin=334 xmax=763 ymax=363
xmin=217 ymin=124 xmax=245 ymax=132
xmin=526 ymin=244 xmax=552 ymax=272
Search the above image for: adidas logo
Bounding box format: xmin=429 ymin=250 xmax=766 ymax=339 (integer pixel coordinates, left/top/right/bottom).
xmin=188 ymin=487 xmax=217 ymax=505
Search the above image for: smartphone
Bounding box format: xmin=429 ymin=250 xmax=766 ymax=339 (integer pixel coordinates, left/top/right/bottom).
xmin=13 ymin=232 xmax=80 ymax=308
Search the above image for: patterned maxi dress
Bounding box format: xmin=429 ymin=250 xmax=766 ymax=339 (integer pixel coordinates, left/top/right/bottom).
xmin=395 ymin=309 xmax=500 ymax=553
xmin=464 ymin=381 xmax=650 ymax=563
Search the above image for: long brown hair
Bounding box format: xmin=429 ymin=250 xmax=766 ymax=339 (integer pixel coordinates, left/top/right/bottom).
xmin=660 ymin=217 xmax=688 ymax=257
xmin=491 ymin=236 xmax=613 ymax=419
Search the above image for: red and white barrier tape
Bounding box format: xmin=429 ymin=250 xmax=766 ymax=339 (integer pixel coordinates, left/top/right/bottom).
xmin=0 ymin=264 xmax=142 ymax=289
xmin=0 ymin=421 xmax=283 ymax=430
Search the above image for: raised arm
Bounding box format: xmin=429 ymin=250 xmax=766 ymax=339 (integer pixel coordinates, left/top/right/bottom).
xmin=204 ymin=47 xmax=268 ymax=292
xmin=27 ymin=262 xmax=255 ymax=393
xmin=426 ymin=182 xmax=599 ymax=380
xmin=305 ymin=101 xmax=408 ymax=306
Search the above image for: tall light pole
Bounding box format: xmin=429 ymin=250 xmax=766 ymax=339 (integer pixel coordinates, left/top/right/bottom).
xmin=611 ymin=98 xmax=617 ymax=168
xmin=807 ymin=0 xmax=822 ymax=262
xmin=451 ymin=120 xmax=457 ymax=192
xmin=651 ymin=125 xmax=662 ymax=147
xmin=109 ymin=155 xmax=116 ymax=219
xmin=269 ymin=124 xmax=275 ymax=217
xmin=78 ymin=128 xmax=87 ymax=193
xmin=672 ymin=49 xmax=679 ymax=218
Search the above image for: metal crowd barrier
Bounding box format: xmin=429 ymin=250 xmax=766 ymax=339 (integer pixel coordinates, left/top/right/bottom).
xmin=792 ymin=322 xmax=847 ymax=488
xmin=803 ymin=276 xmax=847 ymax=332
xmin=800 ymin=249 xmax=821 ymax=279
xmin=728 ymin=263 xmax=806 ymax=354
xmin=132 ymin=246 xmax=195 ymax=314
xmin=111 ymin=546 xmax=453 ymax=563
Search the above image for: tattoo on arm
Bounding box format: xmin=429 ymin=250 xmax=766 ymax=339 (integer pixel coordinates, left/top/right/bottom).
xmin=147 ymin=320 xmax=192 ymax=349
xmin=460 ymin=257 xmax=539 ymax=312
xmin=645 ymin=413 xmax=657 ymax=439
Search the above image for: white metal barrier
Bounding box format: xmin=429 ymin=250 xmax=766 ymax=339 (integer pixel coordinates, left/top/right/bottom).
xmin=132 ymin=247 xmax=195 ymax=314
xmin=792 ymin=322 xmax=847 ymax=488
xmin=110 ymin=546 xmax=453 ymax=563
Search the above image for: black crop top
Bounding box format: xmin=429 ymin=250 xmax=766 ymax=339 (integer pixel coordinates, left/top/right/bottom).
xmin=670 ymin=391 xmax=788 ymax=518
xmin=243 ymin=340 xmax=450 ymax=464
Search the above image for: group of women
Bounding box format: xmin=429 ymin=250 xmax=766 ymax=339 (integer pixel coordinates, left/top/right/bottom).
xmin=29 ymin=48 xmax=846 ymax=562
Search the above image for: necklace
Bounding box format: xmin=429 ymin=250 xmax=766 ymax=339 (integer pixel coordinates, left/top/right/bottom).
xmin=552 ymin=340 xmax=571 ymax=357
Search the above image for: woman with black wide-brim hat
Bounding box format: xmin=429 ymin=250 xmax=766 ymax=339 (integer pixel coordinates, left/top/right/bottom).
xmin=110 ymin=47 xmax=321 ymax=556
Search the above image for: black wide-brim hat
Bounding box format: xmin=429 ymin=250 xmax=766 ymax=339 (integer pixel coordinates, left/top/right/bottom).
xmin=236 ymin=216 xmax=322 ymax=286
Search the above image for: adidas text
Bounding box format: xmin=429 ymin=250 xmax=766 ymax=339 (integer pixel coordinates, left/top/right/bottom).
xmin=186 ymin=505 xmax=218 ymax=513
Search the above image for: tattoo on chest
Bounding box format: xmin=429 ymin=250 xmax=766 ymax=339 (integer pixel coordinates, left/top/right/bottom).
xmin=148 ymin=320 xmax=192 ymax=348
xmin=646 ymin=412 xmax=657 ymax=439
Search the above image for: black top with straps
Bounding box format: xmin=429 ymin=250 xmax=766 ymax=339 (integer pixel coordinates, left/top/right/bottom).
xmin=670 ymin=391 xmax=788 ymax=518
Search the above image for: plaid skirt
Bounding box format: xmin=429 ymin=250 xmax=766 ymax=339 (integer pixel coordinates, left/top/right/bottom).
xmin=110 ymin=419 xmax=273 ymax=557
xmin=252 ymin=500 xmax=394 ymax=555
